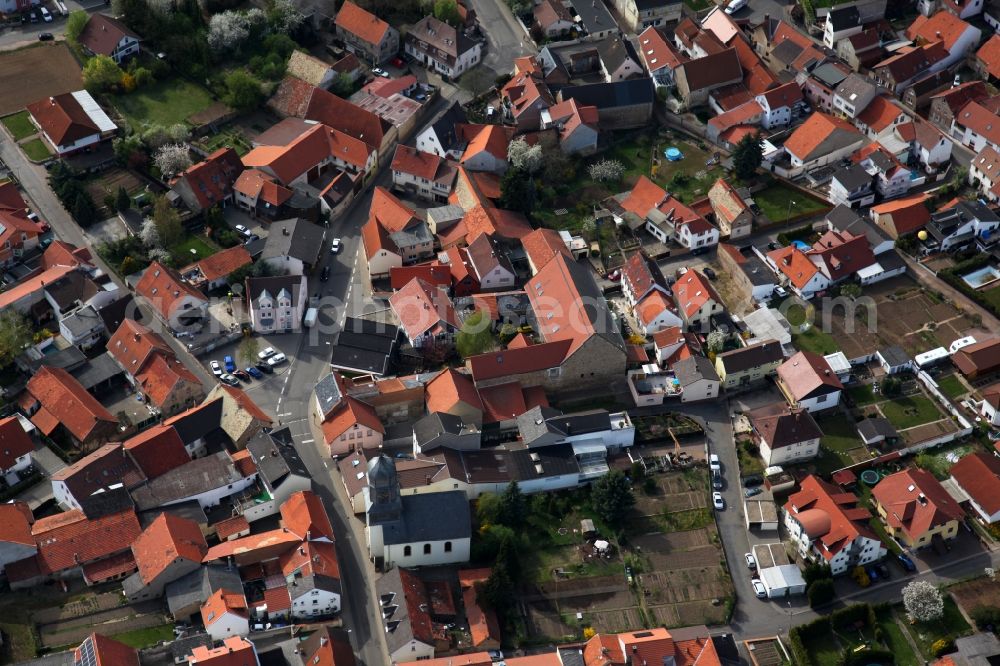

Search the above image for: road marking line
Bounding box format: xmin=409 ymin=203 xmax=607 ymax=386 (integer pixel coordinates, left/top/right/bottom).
xmin=278 ymin=412 xmax=293 ymax=417
xmin=300 ymin=438 xmax=314 ymax=444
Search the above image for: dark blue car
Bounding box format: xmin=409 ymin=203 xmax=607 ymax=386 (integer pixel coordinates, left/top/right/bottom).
xmin=246 ymin=366 xmax=264 ymax=379
xmin=224 ymin=355 xmax=235 ymax=372
xmin=896 ymin=553 xmax=917 ymax=572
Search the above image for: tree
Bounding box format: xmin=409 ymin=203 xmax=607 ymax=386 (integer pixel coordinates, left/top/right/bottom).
xmin=588 ymin=159 xmax=625 ymax=183
xmin=476 ymin=492 xmax=501 ymax=527
xmin=83 ymin=55 xmax=125 ymax=93
xmin=223 ymin=70 xmax=264 ymax=113
xmin=116 ymin=186 xmax=131 ymax=213
xmin=499 ymin=167 xmax=535 ymax=216
xmin=807 ymin=578 xmax=835 ymax=607
xmin=73 ymin=191 xmax=98 ymax=227
xmin=433 ymin=0 xmax=461 ymax=25
xmin=237 ymin=336 xmax=259 ymax=365
xmin=208 ymin=10 xmax=251 ymax=53
xmin=732 ymin=132 xmax=763 ymax=181
xmin=841 ymin=282 xmax=862 ymax=298
xmin=0 ymin=310 xmax=33 ymax=367
xmin=971 ymin=605 xmax=1000 ymax=630
xmin=153 ymin=144 xmax=192 ymax=178
xmin=507 ymin=137 xmax=543 ymax=174
xmin=902 ymin=581 xmax=944 ymax=623
xmin=266 ymin=0 xmax=302 ymax=33
xmin=66 ymin=9 xmax=89 ymax=43
xmin=497 ymin=481 xmax=525 ymax=529
xmin=456 ymin=310 xmax=496 ymax=358
xmin=706 ymin=330 xmax=726 ymax=353
xmin=152 ymin=196 xmax=185 ymax=249
xmin=803 ymin=562 xmax=832 ymax=587
xmin=495 ymin=531 xmax=520 ymax=579
xmin=331 ymin=72 xmax=355 ymax=98
xmin=139 ymin=218 xmax=161 ymax=248
xmin=591 ymin=469 xmax=635 ymax=527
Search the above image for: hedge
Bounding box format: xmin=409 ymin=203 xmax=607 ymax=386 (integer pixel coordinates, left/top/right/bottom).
xmin=831 ymin=603 xmax=876 ymax=632
xmin=789 ymin=616 xmax=831 ymax=666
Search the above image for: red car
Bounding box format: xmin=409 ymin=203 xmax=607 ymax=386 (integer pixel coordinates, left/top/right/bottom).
xmin=391 ymin=57 xmax=404 ymax=68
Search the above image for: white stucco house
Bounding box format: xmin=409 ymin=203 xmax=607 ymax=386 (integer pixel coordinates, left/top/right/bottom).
xmin=246 ymin=274 xmax=308 ymax=334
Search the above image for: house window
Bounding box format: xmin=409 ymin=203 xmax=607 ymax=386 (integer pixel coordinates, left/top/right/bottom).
xmin=444 ymin=541 xmax=452 ymax=553
xmin=404 ymin=545 xmax=412 ymax=556
xmin=423 ymin=543 xmax=431 ymax=555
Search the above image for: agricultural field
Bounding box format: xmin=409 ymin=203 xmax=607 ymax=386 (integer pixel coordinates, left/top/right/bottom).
xmin=0 ymin=44 xmax=82 ymax=116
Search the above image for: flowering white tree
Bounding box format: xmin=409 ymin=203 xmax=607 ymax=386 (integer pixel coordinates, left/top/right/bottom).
xmin=588 ymin=159 xmax=625 ymax=182
xmin=167 ymin=124 xmax=190 ymax=143
xmin=208 ymin=9 xmax=266 ymax=52
xmin=139 ymin=219 xmax=161 ymax=248
xmin=268 ymin=0 xmax=303 ymax=33
xmin=148 ymin=247 xmax=173 ymax=264
xmin=903 ymin=581 xmax=944 ymax=623
xmin=507 ymin=137 xmax=543 ymax=174
xmin=154 ymin=144 xmax=192 ymax=177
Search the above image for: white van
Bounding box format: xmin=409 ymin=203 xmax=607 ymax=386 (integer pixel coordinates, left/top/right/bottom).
xmin=303 ymin=307 xmax=318 ymax=328
xmin=724 ymin=0 xmax=747 ymax=14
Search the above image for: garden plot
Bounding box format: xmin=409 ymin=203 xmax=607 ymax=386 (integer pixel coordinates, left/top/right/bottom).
xmin=0 ymin=44 xmax=82 ymax=116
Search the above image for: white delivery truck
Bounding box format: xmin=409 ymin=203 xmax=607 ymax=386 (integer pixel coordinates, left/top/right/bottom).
xmin=303 ymin=307 xmax=318 ymax=328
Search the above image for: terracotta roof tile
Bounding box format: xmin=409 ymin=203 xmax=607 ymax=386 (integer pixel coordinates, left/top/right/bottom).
xmin=181 ymin=245 xmax=251 ymax=284
xmin=766 ymin=245 xmax=819 ymax=289
xmin=468 ymin=340 xmax=573 ymax=381
xmin=171 ymin=148 xmax=243 ymax=211
xmin=279 ymin=539 xmax=340 ymax=580
xmin=122 ymin=424 xmax=190 ymax=479
xmin=950 ymin=451 xmax=1000 ymax=518
xmin=0 ymin=501 xmax=34 ymax=547
xmin=26 ymin=366 xmax=116 ymax=442
xmin=189 ymin=637 xmax=257 ymax=666
xmin=74 ymin=633 xmax=139 ymax=666
xmin=135 ymin=261 xmax=207 ymax=322
xmin=956 ymin=100 xmax=1000 ymax=147
xmin=335 ymin=1 xmax=391 ymax=47
xmin=857 ymin=95 xmax=907 ymax=133
xmin=305 ymin=86 xmax=390 ymax=153
xmin=201 ymin=588 xmax=248 ymax=627
xmin=0 ymin=416 xmax=34 ymax=471
xmin=784 ymin=111 xmax=862 ymax=163
xmin=214 ymin=514 xmax=250 ymax=540
xmin=906 ymin=11 xmax=973 ymax=52
xmin=777 ymin=350 xmax=843 ymax=400
xmin=390 ymin=278 xmax=460 ymax=340
xmin=871 ymin=193 xmax=931 ymax=236
xmin=672 ymin=269 xmax=720 ymax=319
xmin=426 ymin=368 xmax=484 ymax=415
xmin=873 ymin=467 xmax=964 ymax=541
xmin=522 ymin=227 xmax=570 ymax=271
xmin=78 ymin=14 xmax=139 ymax=57
xmin=370 ymin=186 xmax=418 ymax=233
xmin=390 ymin=263 xmax=452 ymax=290
xmin=320 ymin=396 xmax=385 ymax=445
xmin=132 ymin=513 xmax=207 ymax=585
xmin=638 ymin=26 xmax=686 ymax=73
xmin=26 ymin=93 xmax=100 ymax=147
xmin=784 ymin=475 xmax=880 ymax=560
xmin=29 ymin=508 xmax=141 ymax=576
xmin=280 ymin=490 xmax=335 ymax=541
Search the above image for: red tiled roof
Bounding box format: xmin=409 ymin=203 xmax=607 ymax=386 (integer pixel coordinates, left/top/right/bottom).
xmin=461 ymin=204 xmax=532 ymax=242
xmin=583 ymin=634 xmax=625 ymax=666
xmin=320 ymin=396 xmax=385 ymax=443
xmin=458 ymin=124 xmax=514 ymax=162
xmin=390 ymin=278 xmax=460 ymax=340
xmin=132 ymin=513 xmax=207 ymax=585
xmin=242 ymin=122 xmax=371 ymax=185
xmin=263 ymin=585 xmax=292 ymax=612
xmin=390 ymin=263 xmax=452 ymax=290
xmin=181 ymin=245 xmax=251 ymax=284
xmin=362 ymin=216 xmax=399 ymax=260
xmin=426 ymin=368 xmax=483 ymax=415
xmin=638 ymin=26 xmax=686 ymax=73
xmin=26 ymin=366 xmax=116 ymax=442
xmin=808 ymin=229 xmax=875 ymax=281
xmin=477 ymin=381 xmax=543 ymax=423
xmin=305 ymin=86 xmax=390 ymax=154
xmin=672 ymin=269 xmax=719 ymax=319
xmin=31 ymin=508 xmax=141 ymax=576
xmin=78 ymin=14 xmax=139 ymax=57
xmin=233 ymin=168 xmax=293 ymax=206
xmin=522 ymin=227 xmax=570 ymax=271
xmin=759 ymin=81 xmax=803 ymax=109
xmin=636 ymin=291 xmax=676 ymax=328
xmin=951 ymin=451 xmax=1000 ymax=518
xmin=784 ymin=475 xmax=879 ymax=560
xmin=135 ymin=261 xmax=207 ymax=322
xmin=217 ymin=384 xmax=273 ymax=424
xmin=214 ymin=514 xmax=250 ymax=540
xmin=122 ymin=424 xmax=189 ymax=479
xmin=874 ymin=42 xmax=947 ymax=85
xmin=280 ymin=490 xmax=335 ymax=541
xmin=335 ymin=1 xmax=391 ymax=47
xmin=202 ymin=529 xmax=302 ymax=565
xmin=41 ymin=240 xmax=92 ymax=270
xmin=873 ymin=467 xmax=964 ymax=541
xmin=767 ymin=245 xmax=819 ymax=290
xmin=27 ymin=92 xmax=101 ymax=148
xmin=370 ymin=186 xmax=418 ymax=233
xmin=871 ymin=193 xmax=931 ymax=236
xmin=0 ymin=416 xmax=34 ymax=471
xmin=468 ymin=340 xmax=573 ymax=381
xmin=906 ymin=11 xmax=973 ymax=52
xmin=784 ymin=111 xmax=862 ymax=163
xmin=171 ymin=148 xmax=242 ymax=211
xmin=189 ymin=637 xmax=257 ymax=666
xmin=956 ymin=100 xmax=1000 ymax=148
xmin=201 ymin=588 xmax=248 ymax=627
xmin=621 ymin=251 xmax=666 ymax=301
xmin=0 ymin=501 xmax=33 ymax=547
xmin=930 ymin=80 xmax=989 ymax=114
xmin=777 ymin=350 xmax=843 ymax=401
xmin=279 ymin=539 xmax=340 ymax=581
xmin=857 ymin=95 xmax=907 ymax=133
xmin=952 ymin=338 xmax=1000 ymax=377
xmin=74 ymin=633 xmax=139 ymax=666
xmin=391 ymin=144 xmax=453 ymax=182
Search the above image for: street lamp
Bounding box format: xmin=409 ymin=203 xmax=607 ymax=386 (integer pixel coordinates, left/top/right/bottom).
xmin=787 ymin=199 xmax=796 ymax=222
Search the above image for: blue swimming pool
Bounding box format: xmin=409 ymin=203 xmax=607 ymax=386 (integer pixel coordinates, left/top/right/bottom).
xmin=962 ymin=265 xmax=1000 ymax=289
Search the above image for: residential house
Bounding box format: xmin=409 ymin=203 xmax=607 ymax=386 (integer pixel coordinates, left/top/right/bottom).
xmin=873 ymin=467 xmax=964 ymax=548
xmin=26 ymin=90 xmax=117 ymax=157
xmin=201 ymin=588 xmax=250 ymax=641
xmin=459 ymin=569 xmax=502 ymax=651
xmin=926 ymin=200 xmax=1000 ymax=252
xmin=637 ymin=26 xmax=687 ymax=88
xmin=522 ymin=227 xmax=573 ymax=275
xmin=898 ymin=117 xmax=953 ymax=172
xmin=673 ymin=355 xmax=720 ymax=403
xmin=672 ymin=269 xmax=723 ymax=331
xmin=756 ymin=81 xmax=803 ymax=129
xmin=516 ymin=405 xmax=635 ymax=454
xmin=390 ymin=278 xmax=460 ymax=348
xmin=391 ymin=145 xmax=458 ymax=203
xmin=455 ymin=124 xmax=513 ymax=172
xmin=425 ymin=368 xmax=484 ymax=427
xmin=776 ymin=350 xmax=844 ymax=412
xmin=170 ymin=148 xmax=243 ymax=213
xmin=129 ymin=451 xmax=256 ymax=513
xmin=823 ymin=5 xmax=864 ymax=49
xmin=405 ymin=16 xmax=482 ymax=79
xmin=245 ymin=427 xmax=311 ymax=508
xmin=134 ymin=261 xmax=209 ymax=334
xmin=77 ymin=14 xmax=140 ymax=64
xmin=281 ymin=540 xmax=342 ymax=618
xmin=533 ymin=0 xmax=575 ymax=37
xmin=376 ymin=567 xmax=436 ymax=662
xmin=855 ymin=96 xmax=911 ymax=142
xmin=609 ymin=176 xmax=718 ymax=250
xmin=829 ymin=163 xmax=875 ymax=208
xmin=747 ymin=403 xmax=821 ymax=466
xmin=106 ymin=319 xmax=205 ymax=416
xmin=0 ymin=184 xmax=40 ymax=269
xmin=901 ymin=70 xmax=953 ymax=111
xmin=299 ymin=627 xmax=354 ymax=666
xmin=556 ymin=79 xmax=655 ymax=130
xmin=287 ymin=49 xmax=338 ymax=90
xmin=21 ymin=366 xmax=118 ymax=451
xmin=715 ymin=340 xmax=783 ymax=390
xmin=415 ymin=101 xmax=469 ymax=158
xmin=413 ymin=412 xmax=482 ymax=454
xmin=784 ymin=475 xmax=887 ymax=575
xmin=567 ymin=0 xmax=619 ymax=40
xmin=857 ymin=417 xmax=899 ymax=447
xmin=188 ymin=637 xmax=259 ymax=666
xmin=246 ymin=274 xmax=308 ymax=334
xmin=851 ymin=143 xmax=912 ymax=199
xmin=870 ymin=42 xmax=948 ymax=94
xmin=122 ymin=513 xmax=207 ymax=602
xmin=232 ymin=168 xmax=296 ymax=220
xmin=161 ymin=398 xmax=224 ymax=460
xmin=635 ymin=291 xmax=682 ymax=334
xmin=334 ymin=1 xmax=399 ymax=64
xmin=674 ymin=48 xmax=744 ymax=109
xmin=970 ymin=145 xmax=1000 ymax=202
xmin=905 ymin=11 xmax=981 ymax=70
xmin=72 ymin=634 xmax=139 ymax=666
xmin=366 ymin=455 xmax=472 ymax=569
xmin=500 ymin=58 xmax=555 ymax=132
xmin=330 ymin=317 xmax=400 ymax=377
xmin=782 ymin=112 xmax=865 ymax=173
xmin=717 ymin=244 xmax=776 ymax=305
xmin=870 ymin=194 xmax=931 ymax=238
xmin=464 ymin=233 xmax=515 ymax=291
xmin=50 ymin=443 xmax=145 ymax=512
xmin=950 ymin=451 xmax=1000 ymax=523
xmin=837 ymin=27 xmax=886 ymax=71
xmin=953 ymin=99 xmax=1000 ymax=155
xmin=974 ymin=34 xmax=1000 ymax=83
xmin=928 ymin=80 xmax=990 ymax=133
xmin=538 ymin=98 xmax=600 ymax=155
xmin=952 ymin=337 xmax=1000 ymax=378
xmin=706 ymin=178 xmax=754 ymax=238
xmin=207 ymin=384 xmax=274 ymax=449
xmin=259 ymin=217 xmax=327 ymax=275
xmin=179 ymin=245 xmax=252 ymax=292
xmin=122 ymin=425 xmax=190 ymax=481
xmin=320 ymin=394 xmax=385 ymax=456
xmin=832 ymin=73 xmax=878 ymax=118
xmin=621 ymin=250 xmax=669 ymax=306
xmin=167 ymin=565 xmax=247 ymax=618
xmin=610 ymin=0 xmax=681 ymax=32
xmin=0 ymin=417 xmax=34 ymax=487
xmin=802 ymin=62 xmax=852 ymax=114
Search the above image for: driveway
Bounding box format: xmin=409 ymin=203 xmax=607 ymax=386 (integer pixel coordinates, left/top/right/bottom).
xmin=464 ymin=0 xmax=535 ymax=75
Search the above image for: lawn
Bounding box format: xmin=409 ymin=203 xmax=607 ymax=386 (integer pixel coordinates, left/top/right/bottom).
xmin=2 ymin=111 xmax=35 ymax=140
xmin=110 ymin=623 xmax=175 ymax=649
xmin=848 ymin=385 xmax=877 ymax=406
xmin=754 ymin=184 xmax=828 ymax=223
xmin=791 ymin=324 xmax=840 ymax=355
xmin=605 ymin=133 xmax=725 ymax=204
xmin=936 ymin=374 xmax=967 ymax=400
xmin=658 ymin=507 xmax=713 ymax=531
xmin=907 ymin=597 xmax=972 ymax=659
xmin=980 ymin=286 xmax=1000 ymax=311
xmin=816 ymin=414 xmax=863 ymax=463
xmin=880 ymin=395 xmax=942 ymax=429
xmin=806 ymin=632 xmax=844 ymax=666
xmin=113 ymin=78 xmax=215 ymax=128
xmin=875 ymin=607 xmax=920 ymax=666
xmin=171 ymin=235 xmax=218 ymax=263
xmin=21 ymin=138 xmax=50 ymax=161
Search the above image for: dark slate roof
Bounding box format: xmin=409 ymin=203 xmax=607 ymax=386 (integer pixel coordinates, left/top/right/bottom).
xmin=429 ymin=101 xmax=468 ymax=153
xmin=138 ymin=501 xmax=208 ymax=529
xmin=827 ymin=5 xmax=861 ymax=31
xmin=26 ymin=344 xmax=87 ymax=373
xmin=330 ymin=317 xmax=400 ymax=376
xmin=314 ymin=373 xmax=343 ymax=418
xmin=376 ymin=568 xmax=417 ymax=654
xmin=378 ymin=491 xmax=472 ymax=545
xmin=857 ymin=416 xmax=897 ymax=441
xmin=567 ymin=0 xmax=617 ymax=34
xmin=60 ymin=305 xmax=103 ymax=338
xmin=166 ymin=398 xmax=223 ymax=445
xmin=811 ymin=62 xmax=849 ymax=87
xmin=674 ymin=355 xmax=720 ymax=386
xmin=261 ymin=217 xmax=326 ymax=265
xmin=827 ymin=204 xmax=891 ymax=248
xmin=169 ymin=633 xmax=214 ymax=664
xmin=718 ymin=340 xmax=783 ymax=373
xmin=558 ymin=648 xmax=586 ymax=666
xmin=740 ymin=254 xmax=776 ymax=286
xmin=772 ymin=39 xmax=805 ymax=67
xmin=746 ymin=402 xmax=821 ymax=449
xmin=413 ymin=412 xmax=478 ymax=447
xmin=878 ymin=345 xmax=910 ymax=367
xmin=130 ymin=452 xmax=243 ymax=511
xmin=832 ymin=164 xmax=872 ymax=192
xmin=558 ymin=78 xmax=654 ymax=110
xmin=78 ymin=485 xmax=134 ymax=519
xmin=70 ymin=352 xmax=123 ymax=390
xmin=246 ymin=426 xmax=309 ymax=488
xmin=165 ymin=564 xmax=243 ymax=619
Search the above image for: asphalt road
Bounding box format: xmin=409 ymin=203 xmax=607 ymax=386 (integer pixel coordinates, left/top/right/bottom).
xmin=464 ymin=0 xmax=535 ymax=75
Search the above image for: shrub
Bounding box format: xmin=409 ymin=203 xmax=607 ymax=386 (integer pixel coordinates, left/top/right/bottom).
xmin=931 ymin=639 xmax=954 ymax=657
xmin=807 ymin=578 xmax=835 ymax=607
xmin=971 ymin=605 xmax=1000 ymax=630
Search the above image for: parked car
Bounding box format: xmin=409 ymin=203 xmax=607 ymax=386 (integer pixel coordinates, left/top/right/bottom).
xmin=40 ymin=6 xmax=52 ymax=21
xmin=224 ymin=355 xmax=235 ymax=372
xmin=724 ymin=0 xmax=747 ymax=13
xmin=709 ymin=454 xmax=721 ymax=471
xmin=233 ymin=369 xmax=251 ymax=382
xmin=712 ymin=492 xmax=724 ymax=510
xmin=744 ymin=553 xmax=757 ymax=569
xmin=487 ymin=650 xmax=504 ymax=663
xmin=246 ymin=366 xmax=264 ymax=379
xmin=320 ymin=266 xmax=330 ymax=282
xmin=774 ymin=286 xmax=788 ymax=298
xmin=372 ymin=67 xmax=389 ymax=78
xmin=267 ymin=352 xmax=287 ymax=366
xmin=234 ymin=224 xmax=251 ymax=237
xmin=752 ymin=579 xmax=767 ymax=598
xmin=210 ymin=360 xmax=222 ymax=376
xmin=258 ymin=346 xmax=276 ymax=360
xmin=330 ymin=238 xmax=342 ymax=254
xmin=743 ymin=475 xmax=763 ymax=487
xmin=391 ymin=56 xmax=404 ymax=67
xmin=896 ymin=553 xmax=917 ymax=573
xmin=220 ymin=373 xmax=239 ymax=386
xmin=38 ymin=32 xmax=53 ymax=40
xmin=703 ymin=267 xmax=717 ymax=280
xmin=744 ymin=487 xmax=763 ymax=498
xmin=874 ymin=563 xmax=891 ymax=580
xmin=712 ymin=470 xmax=722 ymax=490
xmin=255 ymin=362 xmax=274 ymax=374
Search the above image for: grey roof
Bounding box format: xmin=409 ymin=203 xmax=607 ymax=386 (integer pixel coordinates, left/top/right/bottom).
xmin=169 ymin=633 xmax=214 ymax=664
xmin=429 ymin=102 xmax=468 ymax=154
xmin=951 ymin=631 xmax=1000 ymax=662
xmin=930 ymin=201 xmax=1000 ymax=238
xmin=138 ymin=500 xmax=208 ymax=528
xmin=857 ymin=416 xmax=897 ymax=441
xmin=60 ymin=305 xmax=104 ymax=338
xmin=559 ymin=78 xmax=654 ymax=110
xmin=811 ymin=62 xmax=850 ymax=87
xmin=389 ymin=221 xmax=433 ymax=249
xmin=376 ymin=568 xmax=418 ymax=654
xmin=827 ymin=205 xmax=891 ymax=247
xmin=832 ymin=164 xmax=872 ymax=192
xmin=166 ymin=398 xmax=223 ymax=445
xmin=594 ymin=36 xmax=639 ymax=75
xmin=261 ymin=217 xmax=326 ymax=265
xmin=740 ymin=254 xmax=776 ymax=287
xmin=835 ymin=73 xmax=877 ymax=103
xmin=247 ymin=426 xmax=310 ymax=488
xmin=772 ymin=39 xmax=805 ymax=67
xmin=827 ymin=5 xmax=861 ymax=30
xmin=288 ymin=570 xmax=343 ymax=600
xmin=130 ymin=452 xmax=244 ymax=511
xmin=878 ymin=345 xmax=910 ymax=367
xmin=413 ymin=411 xmax=480 ymax=448
xmin=517 ymin=406 xmax=614 ymax=446
xmin=331 ymin=318 xmax=399 ymax=376
xmin=314 ymin=373 xmax=344 ymax=417
xmin=718 ymin=340 xmax=783 ymax=373
xmin=568 ymin=0 xmax=617 ymax=35
xmin=516 ymin=405 xmax=566 ymax=446
xmin=674 ymin=355 xmax=720 ymax=386
xmin=165 ymin=565 xmax=243 ymax=619
xmin=426 ymin=204 xmax=465 ymax=228
xmin=17 ymin=654 xmax=74 ymax=666
xmin=25 ymin=344 xmax=87 ymax=373
xmin=797 ymin=124 xmax=863 ymax=163
xmin=506 ymin=444 xmax=580 ymax=480
xmin=826 ymin=203 xmax=865 ymax=229
xmin=557 ymin=647 xmax=586 ymax=666
xmin=635 ymin=0 xmax=681 ymax=8
xmin=876 ymin=248 xmax=905 ymax=271
xmin=378 ymin=491 xmax=472 ymax=545
xmin=70 ymin=352 xmax=123 ymax=391
xmin=246 ymin=274 xmax=305 ymax=307
xmin=79 ymin=485 xmax=134 ymax=519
